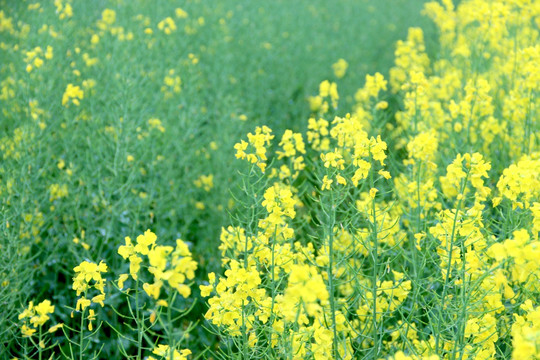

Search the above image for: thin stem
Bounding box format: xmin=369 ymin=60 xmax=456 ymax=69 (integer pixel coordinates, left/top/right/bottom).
xmin=38 ymin=325 xmax=43 ymax=360
xmin=370 ymin=189 xmax=379 ymax=359
xmin=135 ymin=279 xmax=142 ymax=360
xmin=434 ymin=171 xmax=469 ymax=353
xmin=80 ymin=306 xmax=86 ymax=360
xmin=326 ymin=189 xmax=338 ymax=359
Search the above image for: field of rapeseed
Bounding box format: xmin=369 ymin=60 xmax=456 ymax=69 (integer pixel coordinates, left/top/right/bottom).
xmin=1 ymin=0 xmax=539 ymax=359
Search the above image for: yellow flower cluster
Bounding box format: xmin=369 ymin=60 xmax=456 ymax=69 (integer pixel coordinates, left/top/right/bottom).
xmin=162 ymin=69 xmax=182 ymax=99
xmin=149 ymin=344 xmax=191 ymax=360
xmin=194 ymin=174 xmax=214 ymax=192
xmin=511 ymin=300 xmax=540 ymax=360
xmin=308 ymin=80 xmax=339 ymax=113
xmin=204 ymin=1 xmax=539 ymax=358
xmin=53 ymin=0 xmax=73 ymax=20
xmin=332 ymin=58 xmax=348 ymax=79
xmin=158 ymin=17 xmax=177 ymax=35
xmin=24 ymin=46 xmax=53 ymax=73
xmin=496 ymin=155 xmax=540 ymax=209
xmin=274 ymin=130 xmax=306 ymax=180
xmin=18 ymin=300 xmax=56 ymax=337
xmin=118 ymin=230 xmax=197 ymax=301
xmin=61 ymin=83 xmax=84 ymax=107
xmin=234 ymin=126 xmax=274 ymax=173
xmin=72 ymin=261 xmax=107 ymax=312
xmin=49 ymin=183 xmax=68 ymax=202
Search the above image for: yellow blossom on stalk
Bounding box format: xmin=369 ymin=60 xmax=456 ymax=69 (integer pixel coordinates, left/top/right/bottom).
xmin=369 ymin=135 xmax=388 ymax=165
xmin=49 ymin=183 xmax=68 ymax=201
xmin=277 ymin=130 xmax=306 ymax=164
xmin=194 ymin=174 xmax=214 ymax=192
xmin=118 ymin=236 xmax=143 ymax=282
xmin=118 ymin=236 xmax=135 ymax=258
xmin=322 ymin=175 xmax=333 ymax=191
xmin=118 ymin=230 xmax=197 ymax=302
xmin=355 ymin=72 xmax=387 ymax=102
xmin=143 ymin=281 xmax=162 ymax=300
xmin=118 ymin=274 xmax=129 ymax=289
xmin=48 ymin=323 xmax=63 ymax=334
xmin=72 ymin=260 xmax=107 ymax=311
xmin=148 ymin=118 xmax=165 ymax=132
xmin=203 ymin=260 xmax=266 ymax=336
xmin=157 ymin=17 xmax=176 ymax=34
xmin=24 ymin=46 xmax=52 ymax=73
xmin=511 ymin=301 xmax=540 ymax=359
xmin=406 ymin=130 xmax=438 ymax=164
xmin=134 ymin=229 xmax=157 ymax=255
xmin=307 ymin=117 xmax=330 ymax=151
xmin=54 ymin=0 xmax=73 ymax=20
xmin=21 ymin=325 xmax=36 ymax=337
xmin=389 ymin=27 xmax=429 ymax=92
xmin=161 ymin=69 xmax=181 ymax=99
xmin=352 ymin=160 xmax=371 ymax=186
xmin=312 ymin=80 xmax=339 ymax=111
xmin=217 ymin=226 xmax=249 ymax=261
xmin=149 ymin=344 xmax=191 ymax=360
xmin=336 ymin=174 xmax=347 ymax=185
xmin=277 ymin=264 xmax=329 ymax=323
xmin=440 ymin=153 xmax=491 ymax=200
xmin=175 ymin=8 xmax=188 ymax=18
xmin=308 ymin=95 xmax=326 ymax=113
xmin=389 ymin=351 xmax=439 ymax=360
xmin=321 ymin=148 xmax=345 ymax=169
xmin=19 ymin=300 xmax=56 ymax=337
xmin=497 ymin=155 xmax=540 ymax=209
xmin=378 ymin=169 xmax=391 ymax=179
xmin=332 ymin=58 xmax=348 ymax=79
xmin=234 ymin=126 xmax=274 ymax=173
xmin=199 ymin=272 xmax=215 ymax=297
xmin=61 ymin=84 xmax=84 ymax=107
xmin=375 ymin=100 xmax=388 ymax=110
xmin=101 ymin=9 xmax=116 ymax=26
xmin=87 ymin=309 xmax=96 ymax=330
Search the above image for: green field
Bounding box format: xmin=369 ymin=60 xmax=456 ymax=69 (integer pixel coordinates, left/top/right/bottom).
xmin=2 ymin=0 xmax=539 ymax=359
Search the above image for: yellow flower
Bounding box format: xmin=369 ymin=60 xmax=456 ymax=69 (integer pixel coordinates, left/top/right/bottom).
xmin=118 ymin=236 xmax=135 ymax=259
xmin=87 ymin=309 xmax=96 ymax=331
xmin=134 ymin=229 xmax=157 ymax=255
xmin=92 ymin=294 xmax=105 ymax=307
xmin=118 ymin=274 xmax=129 ymax=289
xmin=61 ymin=84 xmax=84 ymax=107
xmin=378 ymin=169 xmax=391 ymax=179
xmin=76 ymin=298 xmax=91 ymax=312
xmin=21 ymin=325 xmax=36 ymax=337
xmin=129 ymin=255 xmax=142 ymax=280
xmin=336 ymin=174 xmax=347 ymax=185
xmin=48 ymin=323 xmax=63 ymax=333
xmin=175 ymin=8 xmax=188 ymax=18
xmin=321 ymin=175 xmax=333 ymax=191
xmin=332 ymin=58 xmax=348 ymax=79
xmin=143 ymin=282 xmax=162 ymax=299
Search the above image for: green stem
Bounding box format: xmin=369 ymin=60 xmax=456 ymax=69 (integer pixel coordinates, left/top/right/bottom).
xmin=367 ymin=158 xmax=381 ymax=359
xmin=80 ymin=306 xmax=85 ymax=360
xmin=38 ymin=325 xmax=43 ymax=360
xmin=327 ymin=189 xmax=338 ymax=359
xmin=434 ymin=171 xmax=469 ymax=354
xmin=135 ymin=279 xmax=142 ymax=360
xmin=167 ymin=291 xmax=174 ymax=360
xmin=370 ymin=190 xmax=379 ymax=359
